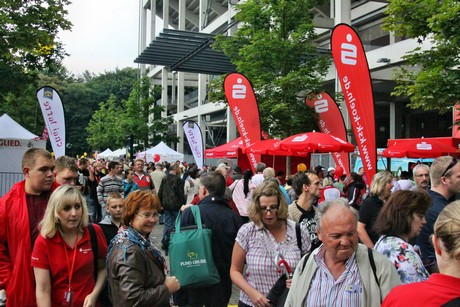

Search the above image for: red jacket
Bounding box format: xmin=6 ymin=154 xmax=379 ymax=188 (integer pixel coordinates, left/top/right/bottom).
xmin=0 ymin=180 xmax=59 ymax=306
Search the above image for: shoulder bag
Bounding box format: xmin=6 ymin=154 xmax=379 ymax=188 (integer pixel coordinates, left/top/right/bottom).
xmin=168 ymin=205 xmax=221 ymax=288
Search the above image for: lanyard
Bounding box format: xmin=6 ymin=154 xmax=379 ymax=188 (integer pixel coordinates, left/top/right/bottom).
xmin=62 ymin=232 xmax=79 ymax=291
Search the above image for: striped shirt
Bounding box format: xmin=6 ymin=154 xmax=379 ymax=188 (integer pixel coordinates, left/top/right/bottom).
xmin=236 ymin=220 xmax=311 ymax=306
xmin=306 ymin=246 xmax=362 ymax=307
xmin=97 ymin=175 xmax=124 ymax=207
xmin=133 ymin=172 xmax=154 ymax=191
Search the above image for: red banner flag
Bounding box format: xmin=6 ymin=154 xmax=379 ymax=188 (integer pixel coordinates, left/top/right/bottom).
xmin=331 ymin=24 xmax=376 ymax=183
xmin=224 ymin=73 xmax=261 ymax=172
xmin=306 ymin=92 xmax=351 ymax=175
xmin=453 ymin=103 xmax=460 ymax=138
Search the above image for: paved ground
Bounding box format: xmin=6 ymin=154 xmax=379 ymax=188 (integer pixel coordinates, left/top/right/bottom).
xmin=149 ymin=222 xmax=240 ymax=306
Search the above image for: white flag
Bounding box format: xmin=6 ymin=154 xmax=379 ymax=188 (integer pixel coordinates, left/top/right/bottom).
xmin=36 ymin=86 xmax=66 ymax=158
xmin=182 ymin=120 xmax=204 ymax=169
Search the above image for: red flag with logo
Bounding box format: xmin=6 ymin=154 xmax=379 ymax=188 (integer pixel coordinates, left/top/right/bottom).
xmin=331 ymin=24 xmax=376 ymax=183
xmin=224 ymin=73 xmax=261 ymax=172
xmin=306 ymin=92 xmax=351 ymax=175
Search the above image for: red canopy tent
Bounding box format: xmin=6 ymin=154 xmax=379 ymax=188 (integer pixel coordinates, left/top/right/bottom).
xmin=280 ymin=131 xmax=355 ymax=153
xmin=382 ymin=137 xmax=460 ymax=158
xmin=245 ymin=139 xmax=309 ymax=156
xmin=204 ymin=137 xmax=243 ymax=158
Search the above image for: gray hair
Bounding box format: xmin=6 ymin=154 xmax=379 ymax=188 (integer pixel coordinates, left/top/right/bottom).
xmin=315 ymin=198 xmax=358 ymax=230
xmin=413 ymin=163 xmax=430 ymax=179
xmin=256 ymin=162 xmax=266 ymax=173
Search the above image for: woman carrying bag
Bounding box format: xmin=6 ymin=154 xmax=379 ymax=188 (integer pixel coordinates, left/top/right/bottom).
xmin=230 ymin=181 xmax=311 ymax=307
xmin=107 ymin=190 xmax=180 ymax=306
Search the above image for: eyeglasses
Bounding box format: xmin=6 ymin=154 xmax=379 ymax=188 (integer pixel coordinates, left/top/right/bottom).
xmin=414 ymin=173 xmax=429 ymax=178
xmin=441 ymin=157 xmax=457 ymax=178
xmin=136 ymin=212 xmax=160 ymax=219
xmin=260 ymin=206 xmax=279 ymax=213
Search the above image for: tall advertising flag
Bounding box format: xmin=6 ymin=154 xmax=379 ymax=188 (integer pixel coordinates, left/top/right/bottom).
xmin=306 ymin=92 xmax=351 ymax=175
xmin=183 ymin=120 xmax=204 ymax=169
xmin=224 ymin=73 xmax=261 ymax=172
xmin=36 ymin=86 xmax=66 ymax=158
xmin=453 ymin=102 xmax=460 ymax=138
xmin=331 ymin=24 xmax=376 ymax=183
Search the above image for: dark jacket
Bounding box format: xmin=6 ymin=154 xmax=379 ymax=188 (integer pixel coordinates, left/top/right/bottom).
xmin=158 ymin=174 xmax=185 ymax=212
xmin=174 ymin=195 xmax=243 ymax=306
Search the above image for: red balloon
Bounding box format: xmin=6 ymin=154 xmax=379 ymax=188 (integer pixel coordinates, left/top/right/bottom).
xmin=153 ymin=154 xmax=160 ymax=162
xmin=334 ymin=166 xmax=344 ymax=179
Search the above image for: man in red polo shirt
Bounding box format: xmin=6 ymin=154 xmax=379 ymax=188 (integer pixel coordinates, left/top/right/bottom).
xmin=0 ymin=148 xmax=59 ymax=306
xmin=132 ymin=159 xmax=155 ymax=193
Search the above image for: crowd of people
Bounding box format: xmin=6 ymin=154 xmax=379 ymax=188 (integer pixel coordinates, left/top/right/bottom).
xmin=0 ymin=147 xmax=460 ymax=306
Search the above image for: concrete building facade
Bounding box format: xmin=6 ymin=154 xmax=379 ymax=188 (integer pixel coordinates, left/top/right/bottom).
xmin=136 ymin=0 xmax=452 ymax=156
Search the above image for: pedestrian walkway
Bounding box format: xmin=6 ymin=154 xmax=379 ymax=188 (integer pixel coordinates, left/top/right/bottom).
xmin=150 ymin=222 xmax=240 ymax=306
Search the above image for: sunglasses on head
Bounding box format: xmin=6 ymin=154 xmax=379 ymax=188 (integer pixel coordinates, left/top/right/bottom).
xmin=441 ymin=157 xmax=457 ymax=178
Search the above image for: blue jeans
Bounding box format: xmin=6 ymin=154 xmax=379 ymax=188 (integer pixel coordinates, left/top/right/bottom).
xmin=161 ymin=210 xmax=179 ymax=250
xmin=86 ymin=197 xmax=97 ymax=223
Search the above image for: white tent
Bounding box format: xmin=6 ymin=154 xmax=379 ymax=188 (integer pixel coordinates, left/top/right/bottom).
xmin=106 ymin=148 xmax=127 ymax=160
xmin=0 ymin=114 xmax=46 ymax=196
xmin=97 ymin=148 xmax=112 ymax=159
xmin=145 ymin=141 xmax=184 ymax=163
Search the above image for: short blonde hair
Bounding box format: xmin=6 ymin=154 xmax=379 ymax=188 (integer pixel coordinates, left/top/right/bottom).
xmin=370 ymin=171 xmax=393 ymax=197
xmin=39 ymin=185 xmax=89 ymax=238
xmin=248 ymin=181 xmax=288 ymax=227
xmin=430 ymin=156 xmax=457 ymax=187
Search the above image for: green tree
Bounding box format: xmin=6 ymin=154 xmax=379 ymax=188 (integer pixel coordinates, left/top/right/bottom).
xmin=384 ymin=0 xmax=460 ymax=113
xmin=123 ymin=76 xmax=178 ymax=150
xmin=0 ymin=0 xmax=72 ymax=102
xmin=87 ymin=75 xmax=178 ymax=152
xmin=213 ymin=0 xmax=329 ymax=138
xmin=63 ymin=67 xmax=138 ymax=155
xmin=86 ymin=95 xmax=125 ymax=150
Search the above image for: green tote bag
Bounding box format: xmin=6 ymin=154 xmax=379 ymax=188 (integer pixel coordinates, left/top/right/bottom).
xmin=168 ymin=205 xmax=221 ymax=288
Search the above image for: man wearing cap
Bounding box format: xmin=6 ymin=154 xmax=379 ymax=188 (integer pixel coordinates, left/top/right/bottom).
xmin=315 ymin=165 xmax=325 ymax=180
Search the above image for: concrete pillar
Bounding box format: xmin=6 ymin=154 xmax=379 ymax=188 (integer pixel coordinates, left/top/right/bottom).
xmin=150 ymin=0 xmax=156 ymax=41
xmin=161 ymin=68 xmax=168 ymax=118
xmin=163 ymin=0 xmax=169 ymax=28
xmin=389 ymin=101 xmax=395 ymax=139
xmin=333 ymin=0 xmax=352 ymax=131
xmin=198 ymin=74 xmax=208 ymax=145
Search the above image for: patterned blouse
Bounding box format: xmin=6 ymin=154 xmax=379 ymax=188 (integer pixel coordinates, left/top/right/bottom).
xmin=236 ymin=220 xmax=311 ymax=306
xmin=374 ymin=235 xmax=429 ymax=284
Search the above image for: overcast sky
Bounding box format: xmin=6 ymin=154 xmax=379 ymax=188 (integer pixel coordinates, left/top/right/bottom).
xmin=59 ymin=0 xmax=140 ymax=75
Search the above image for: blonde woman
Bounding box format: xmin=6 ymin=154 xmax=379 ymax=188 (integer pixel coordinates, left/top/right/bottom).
xmin=231 ymin=181 xmax=311 ymax=307
xmin=357 ymin=171 xmax=394 ymax=248
xmin=382 ymin=200 xmax=460 ymax=306
xmin=32 ymin=185 xmax=107 ymax=307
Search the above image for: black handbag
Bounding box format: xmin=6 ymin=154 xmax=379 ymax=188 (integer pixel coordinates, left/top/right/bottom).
xmin=266 ymin=274 xmax=288 ymax=307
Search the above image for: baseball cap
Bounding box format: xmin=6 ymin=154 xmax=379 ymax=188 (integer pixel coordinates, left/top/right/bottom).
xmin=328 ymin=167 xmax=335 ymax=172
xmin=217 ymin=163 xmax=230 ymax=170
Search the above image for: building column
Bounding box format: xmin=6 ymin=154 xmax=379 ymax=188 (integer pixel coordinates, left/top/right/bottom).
xmin=333 ymin=0 xmax=352 ymax=131
xmin=198 ymin=74 xmax=208 ymax=146
xmin=389 ymin=101 xmax=396 ymax=139
xmin=139 ymin=2 xmax=148 ymax=75
xmin=176 ymin=0 xmax=186 ymax=154
xmin=161 ymin=68 xmax=168 ymax=118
